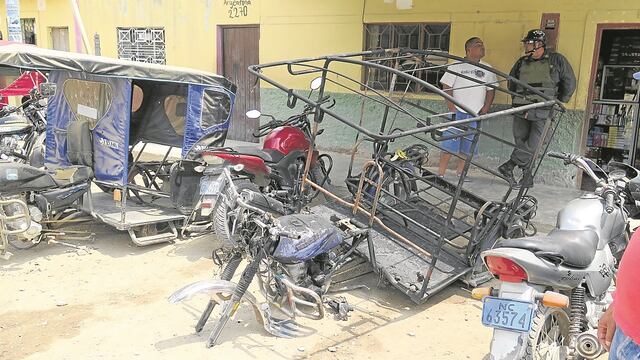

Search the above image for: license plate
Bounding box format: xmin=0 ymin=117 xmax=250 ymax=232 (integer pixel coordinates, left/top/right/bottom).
xmin=200 ymin=177 xmax=222 ymax=195
xmin=481 ymin=296 xmax=534 ymax=332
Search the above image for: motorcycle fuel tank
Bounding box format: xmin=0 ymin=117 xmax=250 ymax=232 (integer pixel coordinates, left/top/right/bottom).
xmin=273 ymin=214 xmax=343 ymax=264
xmin=556 ymin=195 xmax=626 ymax=250
xmin=263 ymin=126 xmax=309 ymax=156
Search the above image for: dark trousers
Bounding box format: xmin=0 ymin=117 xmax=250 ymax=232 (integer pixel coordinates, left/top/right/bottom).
xmin=509 ymin=115 xmax=547 ymax=167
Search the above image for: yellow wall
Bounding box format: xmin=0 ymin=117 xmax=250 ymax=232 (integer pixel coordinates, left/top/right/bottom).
xmin=363 ymin=0 xmax=640 ymax=109
xmin=0 ymin=0 xmax=77 ymax=51
xmin=2 ymin=0 xmax=640 ymax=110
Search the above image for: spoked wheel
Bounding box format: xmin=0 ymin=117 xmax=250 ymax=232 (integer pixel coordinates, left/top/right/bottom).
xmin=213 ymin=180 xmax=260 ymax=247
xmin=526 ymin=306 xmax=571 ymax=360
xmin=378 ymin=168 xmax=411 ymax=208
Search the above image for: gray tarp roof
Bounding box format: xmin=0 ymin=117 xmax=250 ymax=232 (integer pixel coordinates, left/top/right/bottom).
xmin=0 ymin=44 xmax=235 ymax=91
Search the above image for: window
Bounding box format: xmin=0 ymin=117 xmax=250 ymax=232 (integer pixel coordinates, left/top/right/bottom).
xmin=117 ymin=27 xmax=166 ymax=64
xmin=164 ymin=95 xmax=187 ymax=135
xmin=63 ymin=79 xmax=113 ymax=129
xmin=201 ymin=90 xmax=231 ymax=129
xmin=363 ymin=23 xmax=451 ymax=92
xmin=20 ymin=18 xmax=36 ymax=45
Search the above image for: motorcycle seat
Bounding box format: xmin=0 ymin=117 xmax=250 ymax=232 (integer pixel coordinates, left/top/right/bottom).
xmin=496 ymin=229 xmax=598 ymax=268
xmin=50 ymin=166 xmax=94 ymax=187
xmin=232 ymin=146 xmax=284 ymax=163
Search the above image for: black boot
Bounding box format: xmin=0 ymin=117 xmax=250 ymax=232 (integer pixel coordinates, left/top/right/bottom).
xmin=515 ymin=171 xmax=534 ymax=189
xmin=498 ymin=160 xmax=516 ymax=184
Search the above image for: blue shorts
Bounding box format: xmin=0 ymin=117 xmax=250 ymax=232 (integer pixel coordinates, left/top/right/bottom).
xmin=441 ymin=111 xmax=478 ymax=155
xmin=610 ymin=327 xmax=640 ymax=360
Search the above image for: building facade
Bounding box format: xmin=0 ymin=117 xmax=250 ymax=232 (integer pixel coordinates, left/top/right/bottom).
xmin=2 ymin=0 xmax=640 ymax=187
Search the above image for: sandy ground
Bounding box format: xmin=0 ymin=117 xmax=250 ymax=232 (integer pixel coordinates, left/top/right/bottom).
xmin=1 ymin=220 xmax=496 ymax=360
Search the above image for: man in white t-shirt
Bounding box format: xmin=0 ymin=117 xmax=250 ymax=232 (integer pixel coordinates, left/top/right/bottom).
xmin=437 ymin=37 xmax=497 ymax=179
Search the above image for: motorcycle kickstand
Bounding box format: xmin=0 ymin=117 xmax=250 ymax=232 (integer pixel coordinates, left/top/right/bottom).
xmin=195 ymin=253 xmax=242 ymax=333
xmin=206 ymin=252 xmax=263 ymax=348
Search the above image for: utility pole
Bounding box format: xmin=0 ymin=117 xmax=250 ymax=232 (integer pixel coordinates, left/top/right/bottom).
xmin=69 ymin=0 xmax=91 ymax=53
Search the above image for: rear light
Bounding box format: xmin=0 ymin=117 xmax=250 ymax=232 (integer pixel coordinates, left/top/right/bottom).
xmin=485 ymin=256 xmax=528 ymax=283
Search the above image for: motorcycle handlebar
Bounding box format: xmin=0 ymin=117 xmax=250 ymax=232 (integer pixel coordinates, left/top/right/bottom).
xmin=546 ymin=151 xmax=568 ymax=160
xmin=605 ymin=192 xmax=615 ymax=214
xmin=547 ymin=151 xmax=605 ymax=186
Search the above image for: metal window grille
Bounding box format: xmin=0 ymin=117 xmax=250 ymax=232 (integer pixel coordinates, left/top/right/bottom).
xmin=20 ymin=18 xmax=36 ymax=45
xmin=364 ymin=23 xmax=451 ymax=92
xmin=117 ymin=27 xmax=166 ymax=64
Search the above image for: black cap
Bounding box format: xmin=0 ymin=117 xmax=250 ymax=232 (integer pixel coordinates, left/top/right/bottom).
xmin=522 ymin=29 xmax=546 ymax=44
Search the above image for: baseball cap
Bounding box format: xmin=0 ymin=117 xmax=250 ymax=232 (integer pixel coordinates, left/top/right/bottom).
xmin=634 ymin=71 xmax=640 ymax=80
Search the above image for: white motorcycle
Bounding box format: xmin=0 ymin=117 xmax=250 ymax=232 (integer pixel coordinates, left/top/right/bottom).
xmin=473 ymin=151 xmax=632 ymax=360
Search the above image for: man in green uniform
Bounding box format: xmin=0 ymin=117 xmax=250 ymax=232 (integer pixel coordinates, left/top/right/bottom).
xmin=497 ymin=29 xmax=576 ymax=187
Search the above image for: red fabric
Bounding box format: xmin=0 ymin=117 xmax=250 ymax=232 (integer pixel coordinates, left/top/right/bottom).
xmin=0 ymin=71 xmax=45 ymax=97
xmin=614 ymin=228 xmax=640 ymax=344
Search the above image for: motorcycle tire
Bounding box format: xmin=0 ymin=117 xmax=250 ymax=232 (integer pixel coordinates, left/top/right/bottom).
xmin=8 ymin=232 xmax=44 ymax=250
xmin=213 ymin=180 xmax=260 ymax=247
xmin=525 ymin=306 xmax=572 ymax=360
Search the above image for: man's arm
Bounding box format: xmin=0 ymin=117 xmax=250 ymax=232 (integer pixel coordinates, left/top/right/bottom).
xmin=480 ymin=90 xmax=495 ymax=115
xmin=508 ymin=58 xmax=522 ymax=94
xmin=442 ymin=84 xmax=457 ymax=113
xmin=554 ymin=53 xmax=577 ymax=103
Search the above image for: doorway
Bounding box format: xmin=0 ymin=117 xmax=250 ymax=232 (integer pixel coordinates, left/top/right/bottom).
xmin=581 ymin=25 xmax=640 ymax=190
xmin=50 ymin=27 xmax=69 ymax=51
xmin=218 ymin=25 xmax=260 ymax=143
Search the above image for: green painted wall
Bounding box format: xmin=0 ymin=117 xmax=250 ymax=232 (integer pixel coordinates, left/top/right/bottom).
xmin=260 ymin=88 xmax=583 ymax=187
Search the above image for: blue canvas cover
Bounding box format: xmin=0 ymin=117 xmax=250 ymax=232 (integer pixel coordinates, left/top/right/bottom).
xmin=182 ymin=84 xmax=235 ymax=158
xmin=45 ymin=70 xmax=131 ymax=185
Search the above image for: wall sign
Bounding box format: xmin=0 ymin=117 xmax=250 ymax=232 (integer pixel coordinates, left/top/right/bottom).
xmin=225 ymin=0 xmax=251 ymax=19
xmin=5 ymin=0 xmax=22 ymax=42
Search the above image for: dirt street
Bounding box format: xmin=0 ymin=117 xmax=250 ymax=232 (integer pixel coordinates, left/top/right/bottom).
xmin=1 ymin=222 xmax=494 ymax=360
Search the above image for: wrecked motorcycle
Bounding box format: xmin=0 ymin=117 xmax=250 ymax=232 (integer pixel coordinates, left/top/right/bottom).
xmin=169 ymin=165 xmax=368 ymax=347
xmin=473 ymin=151 xmax=632 ymax=360
xmin=0 ymin=83 xmax=54 ymax=167
xmin=0 ymin=159 xmax=93 ymax=256
xmin=199 ymin=97 xmax=333 ymax=243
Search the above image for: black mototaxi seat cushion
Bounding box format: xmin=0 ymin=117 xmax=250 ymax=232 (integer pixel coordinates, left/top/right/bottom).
xmin=232 ymin=146 xmax=284 ymax=163
xmin=496 ymin=229 xmax=598 ymax=268
xmin=66 ymin=118 xmax=93 ymax=167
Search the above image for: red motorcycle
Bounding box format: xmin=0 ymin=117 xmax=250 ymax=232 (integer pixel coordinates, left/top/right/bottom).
xmin=199 ymin=99 xmax=333 ymax=244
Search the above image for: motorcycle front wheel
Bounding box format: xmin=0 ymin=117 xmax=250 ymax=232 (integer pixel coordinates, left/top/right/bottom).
xmin=525 ymin=306 xmax=572 ymax=360
xmin=213 ymin=180 xmax=259 ymax=247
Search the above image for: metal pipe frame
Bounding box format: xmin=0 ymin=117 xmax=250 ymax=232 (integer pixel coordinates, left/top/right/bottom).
xmin=251 ymin=48 xmax=563 ymax=302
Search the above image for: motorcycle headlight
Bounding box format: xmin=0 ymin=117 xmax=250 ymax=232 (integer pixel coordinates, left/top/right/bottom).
xmin=3 ymin=201 xmax=29 ymax=231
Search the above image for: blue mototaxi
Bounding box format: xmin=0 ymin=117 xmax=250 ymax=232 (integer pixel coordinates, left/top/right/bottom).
xmin=0 ymin=44 xmax=236 ymax=245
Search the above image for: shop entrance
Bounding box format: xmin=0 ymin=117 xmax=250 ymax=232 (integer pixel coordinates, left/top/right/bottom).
xmin=582 ymin=26 xmax=640 ymax=190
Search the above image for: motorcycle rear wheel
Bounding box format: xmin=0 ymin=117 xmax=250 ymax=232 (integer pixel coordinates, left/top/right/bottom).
xmin=525 ymin=306 xmax=572 ymax=360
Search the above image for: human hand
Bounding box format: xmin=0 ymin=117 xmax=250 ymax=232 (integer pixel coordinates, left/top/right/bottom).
xmin=479 ymin=106 xmax=490 ymax=115
xmin=598 ymin=306 xmax=616 ymax=351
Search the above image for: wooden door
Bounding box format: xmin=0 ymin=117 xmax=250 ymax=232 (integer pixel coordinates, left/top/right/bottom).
xmin=50 ymin=27 xmax=69 ymax=51
xmin=221 ymin=26 xmax=260 ymax=142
